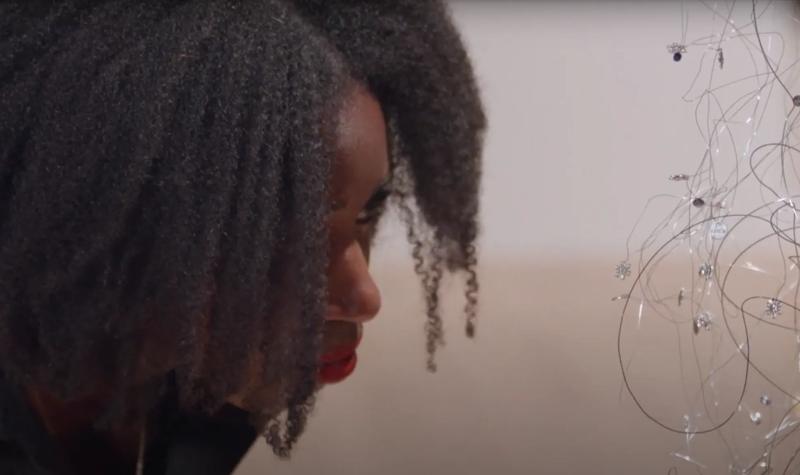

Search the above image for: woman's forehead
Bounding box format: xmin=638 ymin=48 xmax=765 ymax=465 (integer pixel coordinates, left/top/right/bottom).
xmin=331 ymin=85 xmax=390 ymax=187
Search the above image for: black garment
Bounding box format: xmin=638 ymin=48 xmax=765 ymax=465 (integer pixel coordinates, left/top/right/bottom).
xmin=0 ymin=374 xmax=259 ymax=475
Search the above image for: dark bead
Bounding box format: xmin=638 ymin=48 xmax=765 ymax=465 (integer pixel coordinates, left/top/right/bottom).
xmin=793 ymin=95 xmax=800 ymax=108
xmin=673 ymin=52 xmax=682 ymax=62
xmin=692 ymin=198 xmax=705 ymax=207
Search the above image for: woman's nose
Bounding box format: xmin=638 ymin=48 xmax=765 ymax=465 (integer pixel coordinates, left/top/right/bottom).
xmin=327 ymin=241 xmax=382 ymax=323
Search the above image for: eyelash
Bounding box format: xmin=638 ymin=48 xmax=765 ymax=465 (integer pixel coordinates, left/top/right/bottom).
xmin=355 ymin=188 xmax=391 ymax=226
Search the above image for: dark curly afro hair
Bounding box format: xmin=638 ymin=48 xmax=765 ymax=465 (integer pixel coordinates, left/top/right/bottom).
xmin=0 ymin=0 xmax=485 ymax=455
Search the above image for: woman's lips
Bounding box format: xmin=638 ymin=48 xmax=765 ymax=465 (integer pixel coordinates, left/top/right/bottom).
xmin=318 ymin=322 xmax=363 ymax=385
xmin=318 ymin=351 xmax=358 ymax=384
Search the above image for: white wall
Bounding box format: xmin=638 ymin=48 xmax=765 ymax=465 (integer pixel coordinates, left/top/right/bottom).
xmin=402 ymin=0 xmax=796 ymax=262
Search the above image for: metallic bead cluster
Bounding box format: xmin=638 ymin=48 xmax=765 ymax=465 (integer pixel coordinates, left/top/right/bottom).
xmin=765 ymin=298 xmax=782 ymax=319
xmin=698 ymin=262 xmax=713 ymax=280
xmin=693 ymin=311 xmax=713 ymax=334
xmin=615 ymin=260 xmax=632 ymax=280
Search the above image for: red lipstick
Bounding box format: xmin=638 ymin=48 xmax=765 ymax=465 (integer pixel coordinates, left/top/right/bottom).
xmin=318 ymin=351 xmax=358 ymax=384
xmin=318 ymin=328 xmax=362 ymax=384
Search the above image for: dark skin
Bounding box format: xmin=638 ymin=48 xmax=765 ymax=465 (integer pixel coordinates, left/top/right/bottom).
xmin=24 ymin=83 xmax=390 ymax=473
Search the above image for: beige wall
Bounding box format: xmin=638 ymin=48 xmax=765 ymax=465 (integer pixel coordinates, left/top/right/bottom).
xmin=236 ymin=2 xmax=800 ymax=474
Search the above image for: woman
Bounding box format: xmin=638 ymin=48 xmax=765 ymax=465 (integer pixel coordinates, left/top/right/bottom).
xmin=0 ymin=0 xmax=485 ymax=473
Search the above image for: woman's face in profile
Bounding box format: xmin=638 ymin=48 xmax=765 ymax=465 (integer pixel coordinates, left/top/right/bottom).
xmin=228 ymin=83 xmax=390 ymax=406
xmin=318 ymin=84 xmax=390 ymax=385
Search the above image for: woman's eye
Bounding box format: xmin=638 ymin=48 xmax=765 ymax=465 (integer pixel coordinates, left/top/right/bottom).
xmin=356 ymin=183 xmax=391 ymax=225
